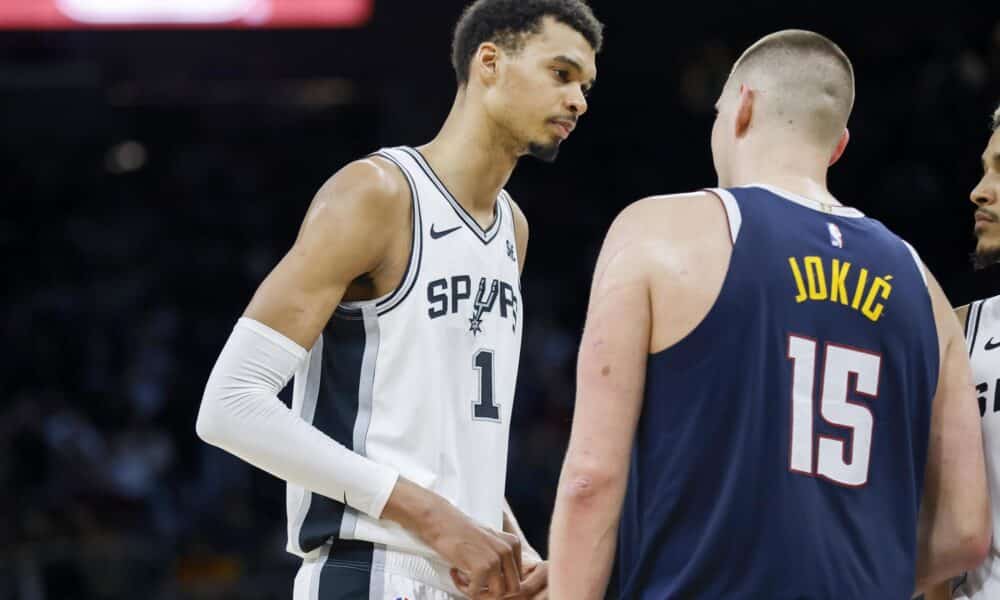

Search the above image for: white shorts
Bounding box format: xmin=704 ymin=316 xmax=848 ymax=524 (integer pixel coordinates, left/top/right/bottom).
xmin=293 ymin=540 xmax=463 ymax=600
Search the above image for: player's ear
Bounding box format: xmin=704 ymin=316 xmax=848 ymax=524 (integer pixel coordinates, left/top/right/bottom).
xmin=473 ymin=42 xmax=500 ymax=87
xmin=829 ymin=127 xmax=850 ymax=166
xmin=734 ymin=84 xmax=754 ymax=138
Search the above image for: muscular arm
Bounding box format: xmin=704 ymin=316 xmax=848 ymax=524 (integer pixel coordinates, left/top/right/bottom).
xmin=548 ymin=208 xmax=652 ymax=600
xmin=243 ymin=157 xmax=404 ymax=347
xmin=914 ymin=276 xmax=990 ymax=594
xmin=196 ymin=158 xmax=409 ymax=518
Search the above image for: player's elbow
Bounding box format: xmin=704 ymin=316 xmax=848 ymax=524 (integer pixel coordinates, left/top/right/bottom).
xmin=195 ymin=393 xmax=223 ymax=446
xmin=954 ymin=513 xmax=992 ymax=571
xmin=557 ymin=461 xmax=622 ymax=507
xmin=195 ymin=380 xmax=237 ymax=448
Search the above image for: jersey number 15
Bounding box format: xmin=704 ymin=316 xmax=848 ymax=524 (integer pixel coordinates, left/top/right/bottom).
xmin=787 ymin=335 xmax=881 ymax=487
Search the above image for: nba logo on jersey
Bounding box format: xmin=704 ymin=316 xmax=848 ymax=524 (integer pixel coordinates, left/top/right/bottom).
xmin=827 ymin=222 xmax=843 ymax=248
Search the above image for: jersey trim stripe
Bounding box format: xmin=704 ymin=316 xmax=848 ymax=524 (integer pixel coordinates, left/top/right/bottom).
xmin=400 ymin=145 xmax=504 ymax=245
xmin=293 ymin=543 xmax=331 ymax=600
xmin=369 ymin=545 xmax=387 ymax=598
xmin=903 ymin=242 xmax=928 ymax=288
xmin=336 ymin=149 xmax=424 ymax=319
xmin=706 ymin=187 xmax=743 ymax=244
xmin=316 ymin=541 xmax=374 ymax=599
xmin=339 ymin=305 xmax=380 ymax=540
xmin=297 ymin=317 xmax=369 ymax=553
xmin=287 ymin=334 xmax=325 ymax=556
xmin=745 ymin=183 xmax=865 ymax=218
xmin=969 ymin=300 xmax=986 ymax=357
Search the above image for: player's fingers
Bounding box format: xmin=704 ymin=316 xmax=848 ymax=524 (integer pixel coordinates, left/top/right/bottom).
xmin=518 ymin=565 xmax=547 ymax=596
xmin=511 ymin=539 xmax=523 ymax=584
xmin=456 ymin=566 xmax=485 ymax=600
xmin=498 ymin=542 xmax=520 ymax=595
xmin=486 ymin=557 xmax=508 ymax=599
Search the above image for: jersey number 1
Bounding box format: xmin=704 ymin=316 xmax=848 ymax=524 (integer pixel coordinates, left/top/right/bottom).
xmin=473 ymin=349 xmax=501 ymax=421
xmin=787 ymin=335 xmax=881 ymax=487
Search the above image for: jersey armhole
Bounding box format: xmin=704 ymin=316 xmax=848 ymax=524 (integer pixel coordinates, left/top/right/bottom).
xmin=334 ymin=148 xmax=423 ymax=319
xmin=704 ymin=188 xmax=742 ymax=244
xmin=902 ymin=241 xmax=929 ymax=288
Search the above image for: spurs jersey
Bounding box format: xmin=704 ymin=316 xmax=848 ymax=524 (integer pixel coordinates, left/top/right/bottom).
xmin=956 ymin=296 xmax=1000 ymax=599
xmin=286 ymin=146 xmax=523 ymax=561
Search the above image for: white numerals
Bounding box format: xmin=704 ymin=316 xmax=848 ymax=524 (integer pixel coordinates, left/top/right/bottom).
xmin=787 ymin=335 xmax=881 ymax=487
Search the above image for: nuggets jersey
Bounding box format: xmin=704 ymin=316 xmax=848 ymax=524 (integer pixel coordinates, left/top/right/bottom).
xmin=616 ymin=185 xmax=939 ymax=599
xmin=955 ymin=296 xmax=1000 ymax=599
xmin=286 ymin=146 xmax=523 ymax=561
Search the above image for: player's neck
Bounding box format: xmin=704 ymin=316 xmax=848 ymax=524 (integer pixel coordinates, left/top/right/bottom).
xmin=726 ymin=141 xmax=840 ymax=206
xmin=419 ymin=95 xmax=518 ymax=225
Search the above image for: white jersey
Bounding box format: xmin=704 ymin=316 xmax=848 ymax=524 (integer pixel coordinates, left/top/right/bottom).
xmin=285 ymin=146 xmax=523 ymax=561
xmin=956 ymin=295 xmax=1000 ymax=599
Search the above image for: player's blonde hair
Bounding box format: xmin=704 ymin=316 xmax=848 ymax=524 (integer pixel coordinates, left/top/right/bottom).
xmin=992 ymin=102 xmax=1000 ymax=131
xmin=726 ymin=29 xmax=854 ymax=148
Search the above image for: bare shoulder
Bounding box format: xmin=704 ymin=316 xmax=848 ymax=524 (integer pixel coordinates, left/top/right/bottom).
xmin=609 ymin=191 xmax=723 ymax=239
xmin=593 ymin=191 xmax=724 ymax=283
xmin=302 ymin=155 xmax=410 ymax=234
xmin=601 ymin=191 xmax=725 ymax=258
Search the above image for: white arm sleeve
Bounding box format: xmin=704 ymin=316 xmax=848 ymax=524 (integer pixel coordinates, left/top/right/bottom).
xmin=196 ymin=317 xmax=399 ymax=518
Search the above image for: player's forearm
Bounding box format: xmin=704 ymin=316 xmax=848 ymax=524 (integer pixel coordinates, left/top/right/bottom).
xmin=913 ymin=503 xmax=990 ymax=593
xmin=548 ymin=466 xmax=623 ymax=599
xmin=196 ymin=318 xmax=399 ymax=518
xmin=920 ymin=581 xmax=954 ymax=600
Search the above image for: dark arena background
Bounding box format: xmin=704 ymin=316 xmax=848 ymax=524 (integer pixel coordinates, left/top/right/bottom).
xmin=3 ymin=0 xmax=1000 ymax=597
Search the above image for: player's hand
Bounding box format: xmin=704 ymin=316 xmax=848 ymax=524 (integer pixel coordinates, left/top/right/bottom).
xmin=507 ymin=551 xmax=548 ymax=599
xmin=439 ymin=522 xmax=522 ymax=599
xmin=382 ymin=478 xmax=522 ymax=598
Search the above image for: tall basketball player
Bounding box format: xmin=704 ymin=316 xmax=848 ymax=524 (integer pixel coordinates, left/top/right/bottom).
xmin=925 ymin=103 xmax=1000 ymax=600
xmin=195 ymin=1 xmax=601 ymax=598
xmin=548 ymin=30 xmax=989 ymax=598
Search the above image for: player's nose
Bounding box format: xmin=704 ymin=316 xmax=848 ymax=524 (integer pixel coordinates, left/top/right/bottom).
xmin=566 ymin=86 xmax=587 ymax=117
xmin=971 ymin=174 xmax=997 ymax=207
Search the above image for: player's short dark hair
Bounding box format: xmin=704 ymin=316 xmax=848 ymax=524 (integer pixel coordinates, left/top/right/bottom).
xmin=451 ymin=0 xmax=603 ymax=86
xmin=992 ymin=103 xmax=1000 ymax=131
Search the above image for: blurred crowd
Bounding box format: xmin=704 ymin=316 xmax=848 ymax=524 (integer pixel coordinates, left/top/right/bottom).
xmin=3 ymin=6 xmax=1000 ymax=598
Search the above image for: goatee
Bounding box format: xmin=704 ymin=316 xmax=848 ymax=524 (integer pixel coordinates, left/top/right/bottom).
xmin=527 ymin=141 xmax=561 ymax=163
xmin=972 ymin=245 xmax=1000 ymax=270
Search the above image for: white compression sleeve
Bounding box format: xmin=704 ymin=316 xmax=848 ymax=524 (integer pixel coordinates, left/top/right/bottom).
xmin=196 ymin=317 xmax=399 ymax=518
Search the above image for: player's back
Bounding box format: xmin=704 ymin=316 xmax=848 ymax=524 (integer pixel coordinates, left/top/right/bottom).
xmin=616 ymin=185 xmax=939 ymax=598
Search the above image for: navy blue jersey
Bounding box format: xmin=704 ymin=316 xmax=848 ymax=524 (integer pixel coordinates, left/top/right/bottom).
xmin=616 ymin=185 xmax=939 ymax=599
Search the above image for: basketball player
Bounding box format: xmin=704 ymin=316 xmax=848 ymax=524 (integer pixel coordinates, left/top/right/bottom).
xmin=924 ymin=103 xmax=1000 ymax=600
xmin=195 ymin=1 xmax=601 ymax=598
xmin=548 ymin=30 xmax=990 ymax=598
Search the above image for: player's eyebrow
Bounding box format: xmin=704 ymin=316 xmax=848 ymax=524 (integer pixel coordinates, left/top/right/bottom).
xmin=553 ymin=55 xmax=596 ymax=87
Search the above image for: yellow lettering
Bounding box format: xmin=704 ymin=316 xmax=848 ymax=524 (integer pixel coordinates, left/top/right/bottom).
xmin=830 ymin=259 xmax=851 ymax=305
xmin=862 ymin=275 xmax=893 ymax=322
xmin=804 ymin=256 xmax=827 ymax=301
xmin=851 ymin=268 xmax=869 ymax=309
xmin=789 ymin=257 xmax=808 ymax=303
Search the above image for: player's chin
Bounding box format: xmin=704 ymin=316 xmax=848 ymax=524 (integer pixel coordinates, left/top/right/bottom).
xmin=526 ymin=139 xmax=562 ymax=163
xmin=973 ymin=238 xmax=1000 ymax=270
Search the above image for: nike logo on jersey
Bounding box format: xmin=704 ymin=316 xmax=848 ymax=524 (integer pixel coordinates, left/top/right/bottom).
xmin=430 ymin=224 xmax=462 ymax=239
xmin=986 ymin=338 xmax=1000 ymax=351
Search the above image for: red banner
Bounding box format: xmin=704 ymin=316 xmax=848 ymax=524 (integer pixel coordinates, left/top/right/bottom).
xmin=0 ymin=0 xmax=373 ymax=29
